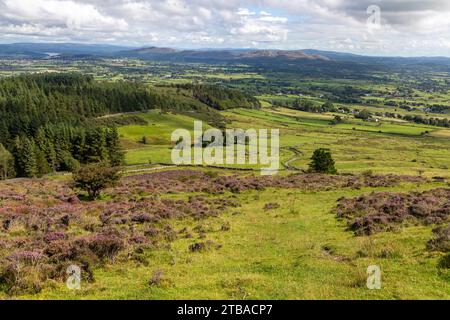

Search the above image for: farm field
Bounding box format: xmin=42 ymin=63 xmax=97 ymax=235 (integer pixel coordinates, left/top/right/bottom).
xmin=117 ymin=108 xmax=450 ymax=177
xmin=118 ymin=111 xmax=212 ymax=165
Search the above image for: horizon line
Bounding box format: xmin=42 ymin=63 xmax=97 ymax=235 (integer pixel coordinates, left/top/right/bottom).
xmin=1 ymin=42 xmax=450 ymax=59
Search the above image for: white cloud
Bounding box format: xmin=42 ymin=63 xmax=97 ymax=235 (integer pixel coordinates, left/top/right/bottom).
xmin=237 ymin=8 xmax=256 ymax=16
xmin=2 ymin=0 xmax=128 ymax=31
xmin=0 ymin=0 xmax=449 ymax=56
xmin=230 ymin=8 xmax=289 ymax=44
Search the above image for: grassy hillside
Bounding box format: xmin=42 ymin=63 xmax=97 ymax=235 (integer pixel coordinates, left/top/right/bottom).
xmin=5 ymin=175 xmax=447 ymax=300
xmin=118 ymin=111 xmax=212 ymax=165
xmin=116 ymin=107 xmax=450 ymax=177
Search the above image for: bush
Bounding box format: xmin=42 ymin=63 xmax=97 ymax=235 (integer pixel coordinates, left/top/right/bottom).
xmin=148 ymin=269 xmax=165 ymax=287
xmin=355 ymin=109 xmax=372 ymax=120
xmin=87 ymin=233 xmax=124 ymax=260
xmin=308 ymin=149 xmax=337 ymax=174
xmin=264 ymin=203 xmax=280 ymax=210
xmin=438 ymin=254 xmax=450 ymax=269
xmin=427 ymin=225 xmax=450 ymax=253
xmin=189 ymin=240 xmax=220 ymax=253
xmin=330 ymin=115 xmax=344 ymax=125
xmin=72 ymin=163 xmax=121 ymax=199
xmin=0 ymin=263 xmax=44 ymax=295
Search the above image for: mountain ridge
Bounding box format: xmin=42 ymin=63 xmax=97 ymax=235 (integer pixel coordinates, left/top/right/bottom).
xmin=1 ymin=43 xmax=450 ymax=65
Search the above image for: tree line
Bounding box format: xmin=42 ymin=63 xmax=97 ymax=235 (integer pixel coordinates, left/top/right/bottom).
xmin=0 ymin=73 xmax=261 ymax=179
xmin=0 ymin=125 xmax=123 ymax=179
xmin=173 ymin=84 xmax=261 ymax=110
xmin=271 ymin=98 xmax=342 ymax=113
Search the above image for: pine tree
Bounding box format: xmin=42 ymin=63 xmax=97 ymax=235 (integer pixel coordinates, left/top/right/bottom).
xmin=13 ymin=136 xmax=38 ymax=177
xmin=84 ymin=127 xmax=108 ymax=163
xmin=308 ymin=148 xmax=337 ymax=174
xmin=34 ymin=144 xmax=51 ymax=177
xmin=35 ymin=127 xmax=57 ymax=172
xmin=106 ymin=126 xmax=125 ymax=167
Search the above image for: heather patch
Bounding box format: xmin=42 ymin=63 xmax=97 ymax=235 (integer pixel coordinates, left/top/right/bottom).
xmin=334 ymin=189 xmax=450 ymax=236
xmin=427 ymin=225 xmax=450 ymax=270
xmin=119 ymin=170 xmax=426 ymax=195
xmin=0 ymin=178 xmax=240 ymax=295
xmin=427 ymin=225 xmax=450 ymax=254
xmin=0 ymin=170 xmax=440 ymax=297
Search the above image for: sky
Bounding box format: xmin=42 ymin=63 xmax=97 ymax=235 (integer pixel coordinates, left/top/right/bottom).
xmin=1 ymin=0 xmax=450 ymax=56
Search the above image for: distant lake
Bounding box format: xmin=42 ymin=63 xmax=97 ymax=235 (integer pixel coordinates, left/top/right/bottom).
xmin=45 ymin=52 xmax=60 ymax=57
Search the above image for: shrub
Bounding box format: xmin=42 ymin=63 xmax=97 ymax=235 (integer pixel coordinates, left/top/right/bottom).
xmin=72 ymin=163 xmax=121 ymax=199
xmin=189 ymin=240 xmax=219 ymax=253
xmin=264 ymin=203 xmax=280 ymax=210
xmin=335 ymin=189 xmax=450 ymax=236
xmin=438 ymin=254 xmax=450 ymax=269
xmin=87 ymin=233 xmax=124 ymax=260
xmin=44 ymin=232 xmax=67 ymax=243
xmin=308 ymin=149 xmax=337 ymax=174
xmin=330 ymin=115 xmax=344 ymax=125
xmin=427 ymin=225 xmax=450 ymax=253
xmin=0 ymin=263 xmax=44 ymax=295
xmin=355 ymin=109 xmax=372 ymax=120
xmin=148 ymin=269 xmax=165 ymax=287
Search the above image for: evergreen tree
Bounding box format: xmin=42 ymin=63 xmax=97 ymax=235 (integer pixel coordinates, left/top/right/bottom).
xmin=13 ymin=136 xmax=38 ymax=178
xmin=308 ymin=148 xmax=337 ymax=174
xmin=84 ymin=127 xmax=108 ymax=163
xmin=0 ymin=73 xmax=259 ymax=179
xmin=35 ymin=128 xmax=57 ymax=172
xmin=106 ymin=126 xmax=125 ymax=167
xmin=34 ymin=144 xmax=51 ymax=177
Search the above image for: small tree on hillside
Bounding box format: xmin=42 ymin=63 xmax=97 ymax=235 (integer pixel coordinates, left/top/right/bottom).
xmin=309 ymin=148 xmax=337 ymax=174
xmin=72 ymin=162 xmax=122 ymax=199
xmin=330 ymin=115 xmax=343 ymax=125
xmin=355 ymin=109 xmax=372 ymax=121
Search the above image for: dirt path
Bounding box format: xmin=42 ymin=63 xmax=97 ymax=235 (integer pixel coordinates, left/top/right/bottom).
xmin=282 ymin=146 xmax=304 ymax=171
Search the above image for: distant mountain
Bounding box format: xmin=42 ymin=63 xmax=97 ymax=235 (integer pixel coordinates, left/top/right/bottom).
xmin=119 ymin=47 xmax=330 ymax=62
xmin=127 ymin=47 xmax=179 ymax=54
xmin=1 ymin=43 xmax=450 ymax=75
xmin=0 ymin=43 xmax=132 ymax=58
xmin=119 ymin=47 xmax=238 ymax=61
xmin=303 ymin=49 xmax=450 ymax=65
xmin=238 ymin=50 xmax=330 ymax=61
xmin=302 ymin=49 xmax=364 ymax=61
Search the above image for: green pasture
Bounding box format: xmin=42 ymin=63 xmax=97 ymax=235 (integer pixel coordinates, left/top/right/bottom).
xmin=117 ymin=108 xmax=450 ymax=177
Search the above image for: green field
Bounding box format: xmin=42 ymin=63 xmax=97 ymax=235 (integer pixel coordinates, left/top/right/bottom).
xmin=118 ymin=107 xmax=450 ymax=177
xmin=118 ymin=111 xmax=213 ymax=165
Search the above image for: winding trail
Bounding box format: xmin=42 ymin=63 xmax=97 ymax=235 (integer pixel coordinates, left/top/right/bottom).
xmin=125 ymin=146 xmax=307 ymax=174
xmin=282 ymin=146 xmax=305 ymax=171
xmin=46 ymin=147 xmax=306 ymax=179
